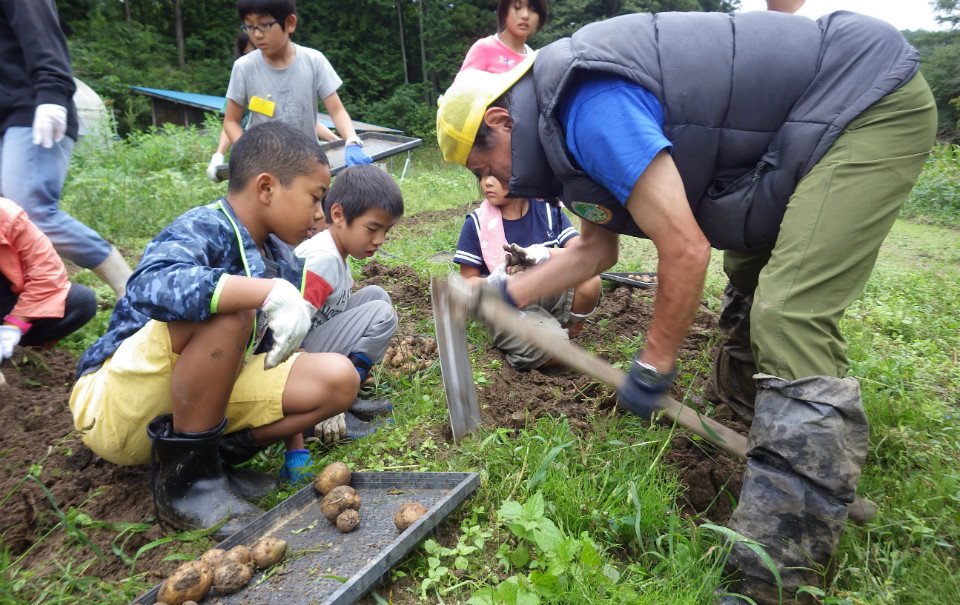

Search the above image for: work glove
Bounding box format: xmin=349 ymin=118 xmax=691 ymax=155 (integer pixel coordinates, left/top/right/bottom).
xmin=32 ymin=104 xmax=68 ymax=148
xmin=504 ymin=243 xmax=551 ymax=271
xmin=0 ymin=326 xmax=22 ymax=362
xmin=485 ymin=261 xmax=509 ymax=287
xmin=261 ymin=278 xmax=316 ymax=369
xmin=344 ymin=144 xmax=373 ymax=166
xmin=206 ymin=152 xmax=225 ymax=182
xmin=471 ymin=277 xmax=522 ymax=320
xmin=617 ymin=355 xmax=677 ymax=421
xmin=316 ymin=413 xmax=347 ymax=444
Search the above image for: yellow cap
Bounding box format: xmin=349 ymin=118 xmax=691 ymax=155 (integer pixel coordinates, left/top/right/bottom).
xmin=436 ymin=55 xmax=537 ymax=167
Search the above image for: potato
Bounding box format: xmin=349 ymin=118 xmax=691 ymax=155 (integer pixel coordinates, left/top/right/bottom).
xmin=314 ymin=461 xmax=351 ymax=495
xmin=198 ymin=548 xmax=226 ymax=570
xmin=321 ymin=485 xmax=361 ymax=522
xmin=212 ymin=559 xmax=252 ymax=595
xmin=251 ymin=536 xmax=288 ymax=569
xmin=158 ymin=560 xmax=212 ymax=605
xmin=336 ymin=509 xmax=361 ymax=533
xmin=224 ymin=544 xmax=251 ymax=566
xmin=394 ymin=501 xmax=428 ymax=532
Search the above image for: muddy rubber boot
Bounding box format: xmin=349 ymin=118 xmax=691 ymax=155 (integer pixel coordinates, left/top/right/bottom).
xmin=721 ymin=376 xmax=869 ymax=604
xmin=219 ymin=429 xmax=278 ymax=499
xmin=705 ymin=283 xmax=759 ymax=423
xmin=147 ymin=415 xmax=264 ymax=539
xmin=345 ymin=411 xmax=392 ymax=439
xmin=348 ymin=397 xmax=392 ymax=420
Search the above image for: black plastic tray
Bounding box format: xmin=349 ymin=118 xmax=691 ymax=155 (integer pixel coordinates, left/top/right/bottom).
xmin=215 ymin=133 xmax=422 ymax=179
xmin=322 ymin=133 xmax=422 ymax=176
xmin=600 ymin=271 xmax=658 ymax=288
xmin=131 ymin=471 xmax=479 ymax=605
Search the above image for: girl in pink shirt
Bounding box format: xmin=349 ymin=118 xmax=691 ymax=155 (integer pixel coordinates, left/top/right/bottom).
xmin=460 ymin=0 xmax=548 ymax=74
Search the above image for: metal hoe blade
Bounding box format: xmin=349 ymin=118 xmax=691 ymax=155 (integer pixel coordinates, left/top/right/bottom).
xmin=430 ymin=277 xmax=481 ymax=442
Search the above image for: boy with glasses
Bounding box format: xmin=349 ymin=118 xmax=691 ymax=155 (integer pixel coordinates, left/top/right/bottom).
xmin=223 ymin=0 xmax=372 ymax=167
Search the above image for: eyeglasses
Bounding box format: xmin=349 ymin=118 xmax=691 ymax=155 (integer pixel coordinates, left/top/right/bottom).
xmin=240 ymin=19 xmax=281 ymax=34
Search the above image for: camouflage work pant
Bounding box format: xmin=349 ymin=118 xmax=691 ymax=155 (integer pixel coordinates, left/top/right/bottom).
xmin=715 ymin=70 xmax=936 ymax=605
xmin=723 ymin=375 xmax=869 ymax=604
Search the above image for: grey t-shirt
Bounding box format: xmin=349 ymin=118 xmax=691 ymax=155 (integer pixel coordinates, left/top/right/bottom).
xmin=226 ymin=43 xmax=342 ymax=139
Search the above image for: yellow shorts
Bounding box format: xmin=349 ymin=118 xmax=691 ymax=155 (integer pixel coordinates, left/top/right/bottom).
xmin=69 ymin=319 xmax=298 ymax=466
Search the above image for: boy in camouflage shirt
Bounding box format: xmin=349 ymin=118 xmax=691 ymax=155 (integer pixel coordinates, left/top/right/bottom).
xmin=70 ymin=122 xmax=358 ymax=538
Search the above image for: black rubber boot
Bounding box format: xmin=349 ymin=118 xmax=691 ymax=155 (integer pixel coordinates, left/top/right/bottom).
xmin=705 ymin=283 xmax=759 ymax=423
xmin=348 ymin=397 xmax=393 ymax=420
xmin=722 ymin=376 xmax=869 ymax=604
xmin=147 ymin=415 xmax=263 ymax=539
xmin=219 ymin=429 xmax=278 ymax=499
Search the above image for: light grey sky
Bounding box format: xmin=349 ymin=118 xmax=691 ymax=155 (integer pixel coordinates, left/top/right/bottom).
xmin=738 ymin=0 xmax=947 ymax=31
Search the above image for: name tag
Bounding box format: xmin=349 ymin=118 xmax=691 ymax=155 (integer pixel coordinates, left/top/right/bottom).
xmin=248 ymin=96 xmax=275 ymax=117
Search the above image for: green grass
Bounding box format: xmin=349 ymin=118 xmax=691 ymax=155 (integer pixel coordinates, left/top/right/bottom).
xmin=5 ymin=126 xmax=959 ymax=604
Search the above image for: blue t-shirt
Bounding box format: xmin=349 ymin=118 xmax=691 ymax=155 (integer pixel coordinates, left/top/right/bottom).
xmin=454 ymin=199 xmax=579 ymax=275
xmin=557 ymin=74 xmax=672 ymax=205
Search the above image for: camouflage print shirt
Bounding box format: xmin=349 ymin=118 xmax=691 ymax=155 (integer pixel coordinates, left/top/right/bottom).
xmin=75 ymin=198 xmax=303 ymax=378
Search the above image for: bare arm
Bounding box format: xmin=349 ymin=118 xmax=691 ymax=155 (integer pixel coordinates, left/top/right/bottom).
xmin=212 ymin=276 xmax=274 ymax=313
xmin=625 ymin=150 xmax=711 ymax=372
xmin=316 ymin=120 xmax=339 ymax=143
xmin=215 ymin=128 xmax=232 ymax=155
xmin=766 ymin=0 xmax=804 ymax=13
xmin=223 ymin=99 xmax=246 ymax=144
xmin=459 ymin=263 xmax=485 ymax=286
xmin=321 ymin=92 xmax=359 ymax=142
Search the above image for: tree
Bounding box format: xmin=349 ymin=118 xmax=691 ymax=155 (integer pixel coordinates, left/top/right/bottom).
xmin=933 ymin=0 xmax=960 ymax=28
xmin=173 ymin=0 xmax=184 ymax=68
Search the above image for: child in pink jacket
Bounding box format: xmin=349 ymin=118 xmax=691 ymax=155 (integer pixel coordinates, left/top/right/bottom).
xmin=1 ymin=196 xmax=97 ymax=361
xmin=459 ymin=0 xmax=548 ymax=74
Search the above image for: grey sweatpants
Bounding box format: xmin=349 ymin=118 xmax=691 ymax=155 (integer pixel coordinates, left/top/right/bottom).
xmin=300 ymin=285 xmax=398 ymax=363
xmin=489 ymin=287 xmax=575 ymax=370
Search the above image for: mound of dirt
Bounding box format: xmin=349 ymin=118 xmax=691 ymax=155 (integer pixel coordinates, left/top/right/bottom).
xmin=0 ymin=259 xmax=744 ymax=590
xmin=0 ymin=349 xmax=177 ymax=585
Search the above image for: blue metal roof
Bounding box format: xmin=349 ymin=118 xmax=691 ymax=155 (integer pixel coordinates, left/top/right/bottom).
xmin=129 ymin=86 xmax=401 ymax=133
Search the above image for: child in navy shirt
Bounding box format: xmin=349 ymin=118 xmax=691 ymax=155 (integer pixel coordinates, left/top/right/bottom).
xmin=454 ymin=175 xmax=601 ymax=369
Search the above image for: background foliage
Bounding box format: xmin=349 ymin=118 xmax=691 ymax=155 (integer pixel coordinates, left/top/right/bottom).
xmin=60 ymin=0 xmax=741 ymax=138
xmin=58 ymin=1 xmax=960 ymax=141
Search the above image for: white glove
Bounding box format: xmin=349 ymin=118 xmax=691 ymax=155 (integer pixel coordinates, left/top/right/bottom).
xmin=504 ymin=243 xmax=551 ymax=268
xmin=521 ymin=244 xmax=552 ymax=265
xmin=32 ymin=104 xmax=68 ymax=148
xmin=485 ymin=261 xmax=509 ymax=286
xmin=261 ymin=278 xmax=316 ymax=369
xmin=317 ymin=413 xmax=347 ymax=443
xmin=206 ymin=152 xmax=225 ymax=182
xmin=0 ymin=326 xmax=22 ymax=362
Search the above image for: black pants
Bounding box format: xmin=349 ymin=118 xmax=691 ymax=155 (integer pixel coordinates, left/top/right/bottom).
xmin=0 ymin=274 xmax=97 ymax=346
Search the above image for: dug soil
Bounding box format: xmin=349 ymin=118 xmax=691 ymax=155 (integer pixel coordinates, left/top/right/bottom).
xmin=0 ymin=258 xmax=744 ymax=597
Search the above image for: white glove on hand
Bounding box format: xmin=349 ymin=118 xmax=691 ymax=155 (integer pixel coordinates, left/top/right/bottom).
xmin=261 ymin=278 xmax=315 ymax=369
xmin=317 ymin=413 xmax=347 ymax=443
xmin=485 ymin=261 xmax=509 ymax=287
xmin=206 ymin=152 xmax=225 ymax=182
xmin=503 ymin=243 xmax=551 ymax=269
xmin=32 ymin=104 xmax=68 ymax=148
xmin=0 ymin=326 xmax=22 ymax=362
xmin=521 ymin=244 xmax=552 ymax=265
